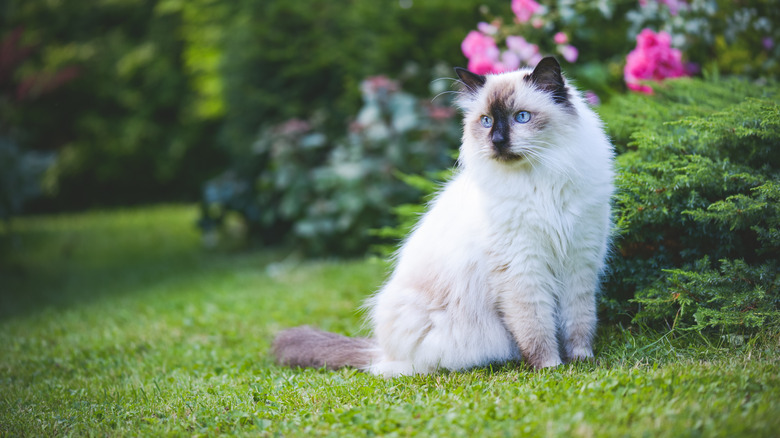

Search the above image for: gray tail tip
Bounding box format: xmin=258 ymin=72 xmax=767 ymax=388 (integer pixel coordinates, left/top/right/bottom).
xmin=271 ymin=325 xmax=376 ymax=370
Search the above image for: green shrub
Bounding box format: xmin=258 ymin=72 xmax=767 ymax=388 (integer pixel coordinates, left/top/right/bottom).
xmin=596 ymin=78 xmax=775 ymax=152
xmin=200 ymin=76 xmax=460 ymax=255
xmin=0 ymin=138 xmax=54 ymax=222
xmin=217 ymin=0 xmax=508 ymax=153
xmin=610 ymin=85 xmax=779 ymax=332
xmin=3 ymin=0 xmax=225 ymax=210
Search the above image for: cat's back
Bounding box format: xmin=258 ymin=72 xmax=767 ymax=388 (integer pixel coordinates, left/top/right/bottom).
xmin=381 ymin=171 xmax=494 ymax=298
xmin=400 ymin=172 xmax=487 ymax=260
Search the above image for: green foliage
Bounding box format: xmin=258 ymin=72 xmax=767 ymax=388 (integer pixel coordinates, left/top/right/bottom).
xmin=217 ymin=0 xmax=508 ymax=152
xmin=0 ymin=26 xmax=73 ymax=219
xmin=635 ymin=257 xmax=779 ymax=332
xmin=155 ymin=0 xmax=233 ymax=120
xmin=595 ymin=78 xmax=774 ymax=152
xmin=0 ymin=138 xmax=54 ymax=222
xmin=605 ymin=79 xmax=780 ymax=333
xmin=2 ymin=0 xmax=225 ymax=210
xmin=2 ymin=0 xmax=506 ymax=212
xmin=200 ymin=77 xmax=459 ymax=255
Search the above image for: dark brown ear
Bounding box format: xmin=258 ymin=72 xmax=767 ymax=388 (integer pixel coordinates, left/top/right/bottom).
xmin=528 ymin=57 xmax=569 ymax=106
xmin=454 ymin=67 xmax=486 ymax=94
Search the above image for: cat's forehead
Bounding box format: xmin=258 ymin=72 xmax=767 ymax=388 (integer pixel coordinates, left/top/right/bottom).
xmin=476 ymin=70 xmax=554 ymax=112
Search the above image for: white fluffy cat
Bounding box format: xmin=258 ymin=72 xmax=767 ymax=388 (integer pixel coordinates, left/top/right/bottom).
xmin=273 ymin=57 xmax=615 ymax=377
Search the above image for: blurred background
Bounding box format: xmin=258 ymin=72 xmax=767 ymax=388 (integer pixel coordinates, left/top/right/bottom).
xmin=2 ymin=0 xmax=778 ymax=256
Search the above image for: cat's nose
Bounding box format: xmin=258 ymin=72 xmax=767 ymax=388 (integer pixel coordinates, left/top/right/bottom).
xmin=491 ymin=130 xmax=508 ymax=149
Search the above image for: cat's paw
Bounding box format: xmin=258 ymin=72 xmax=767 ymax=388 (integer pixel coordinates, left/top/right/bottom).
xmin=526 ymin=356 xmax=563 ymax=370
xmin=365 ymin=360 xmax=435 ymax=378
xmin=566 ymin=347 xmax=594 ymax=362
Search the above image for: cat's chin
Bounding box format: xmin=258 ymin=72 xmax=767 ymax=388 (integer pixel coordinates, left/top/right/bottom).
xmin=491 ymin=150 xmax=526 ymax=163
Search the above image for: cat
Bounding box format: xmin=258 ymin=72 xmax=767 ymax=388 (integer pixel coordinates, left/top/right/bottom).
xmin=272 ymin=57 xmax=615 ymax=377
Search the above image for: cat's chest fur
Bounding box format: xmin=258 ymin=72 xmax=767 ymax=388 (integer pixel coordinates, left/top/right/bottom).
xmin=483 ymin=174 xmax=582 ymax=267
xmin=448 ymin=169 xmax=587 ymax=291
xmin=400 ymin=167 xmax=587 ymax=290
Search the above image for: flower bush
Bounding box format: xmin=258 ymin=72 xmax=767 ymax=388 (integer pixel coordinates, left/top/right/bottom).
xmin=461 ymin=31 xmax=502 ymax=74
xmin=511 ymin=0 xmax=541 ymax=23
xmin=0 ymin=27 xmax=75 ymax=219
xmin=624 ymin=29 xmax=688 ymax=94
xmin=459 ymin=0 xmax=778 ymax=95
xmin=460 ymin=3 xmax=581 ymax=75
xmin=627 ymin=0 xmax=779 ymax=79
xmin=0 ymin=139 xmax=55 ymax=222
xmin=199 ymin=74 xmax=459 ymax=254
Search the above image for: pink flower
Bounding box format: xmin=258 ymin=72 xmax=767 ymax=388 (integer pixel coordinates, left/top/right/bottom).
xmin=626 ymin=81 xmax=655 ymax=94
xmin=461 ymin=31 xmax=499 ymax=60
xmin=500 ymin=51 xmax=520 ymax=71
xmin=554 ymin=32 xmax=569 ymax=45
xmin=427 ymin=104 xmax=456 ymax=120
xmin=506 ymin=35 xmax=540 ymax=65
xmin=558 ymin=44 xmax=578 ymax=63
xmin=584 ymin=91 xmax=601 ymax=106
xmin=505 ymin=35 xmax=529 ymax=53
xmin=662 ymin=0 xmax=686 ymax=15
xmin=491 ymin=62 xmax=511 ymax=73
xmin=477 ymin=21 xmax=498 ymax=35
xmin=635 ymin=28 xmax=672 ymax=51
xmin=468 ymin=55 xmax=499 ymax=75
xmin=624 ymin=29 xmax=688 ymax=94
xmin=360 ymin=75 xmax=399 ymax=97
xmin=658 ymin=0 xmax=688 ymax=15
xmin=512 ymin=0 xmax=541 ymax=23
xmin=461 ymin=31 xmax=503 ymax=74
xmin=278 ymin=118 xmax=312 ymax=135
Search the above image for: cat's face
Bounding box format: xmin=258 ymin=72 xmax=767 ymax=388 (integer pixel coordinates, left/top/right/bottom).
xmin=456 ymin=57 xmax=575 ymax=167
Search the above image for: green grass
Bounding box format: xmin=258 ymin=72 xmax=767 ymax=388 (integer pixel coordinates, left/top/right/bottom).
xmin=1 ymin=205 xmax=778 ymax=436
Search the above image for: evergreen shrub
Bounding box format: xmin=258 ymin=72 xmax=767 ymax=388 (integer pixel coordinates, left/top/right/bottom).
xmin=607 ymin=79 xmax=779 ymax=333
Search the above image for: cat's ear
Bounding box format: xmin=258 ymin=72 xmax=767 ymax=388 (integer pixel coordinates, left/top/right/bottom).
xmin=528 ymin=57 xmax=570 ymax=106
xmin=455 ymin=67 xmax=486 ymax=94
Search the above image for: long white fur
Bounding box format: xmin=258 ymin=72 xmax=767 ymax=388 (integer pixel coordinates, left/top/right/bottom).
xmin=363 ymin=66 xmax=614 ymax=377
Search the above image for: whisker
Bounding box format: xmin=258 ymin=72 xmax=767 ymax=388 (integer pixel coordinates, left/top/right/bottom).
xmin=521 ymin=143 xmax=578 ymax=183
xmin=432 ymin=90 xmax=463 ymax=103
xmin=431 ymin=77 xmax=459 ymax=86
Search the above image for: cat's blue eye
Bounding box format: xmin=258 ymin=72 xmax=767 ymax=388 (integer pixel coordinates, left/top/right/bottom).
xmin=480 ymin=115 xmax=493 ymax=128
xmin=515 ymin=111 xmax=532 ymax=124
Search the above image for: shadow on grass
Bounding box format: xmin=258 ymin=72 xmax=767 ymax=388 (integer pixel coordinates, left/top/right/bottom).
xmin=0 ymin=205 xmax=279 ymax=321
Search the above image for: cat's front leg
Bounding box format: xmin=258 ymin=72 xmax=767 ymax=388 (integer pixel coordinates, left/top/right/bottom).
xmin=559 ymin=260 xmax=600 ymax=362
xmin=496 ymin=282 xmax=562 ymax=369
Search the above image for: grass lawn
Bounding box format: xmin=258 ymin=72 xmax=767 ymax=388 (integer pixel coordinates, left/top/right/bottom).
xmin=1 ymin=205 xmax=778 ymax=437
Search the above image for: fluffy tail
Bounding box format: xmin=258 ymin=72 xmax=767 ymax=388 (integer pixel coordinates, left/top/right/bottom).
xmin=271 ymin=326 xmax=378 ymax=370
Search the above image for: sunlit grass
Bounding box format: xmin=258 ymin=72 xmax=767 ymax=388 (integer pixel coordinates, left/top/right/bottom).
xmin=1 ymin=205 xmax=778 ymax=436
